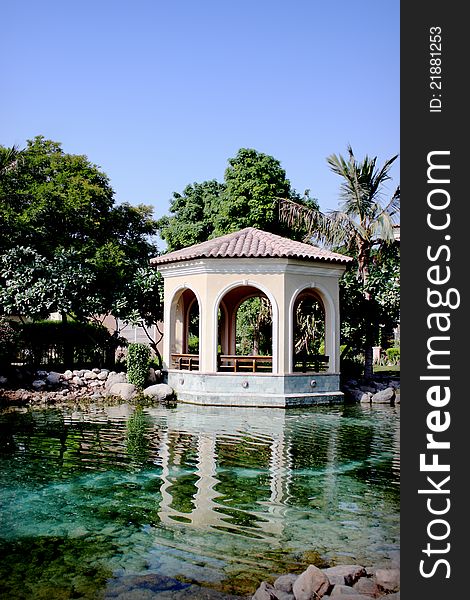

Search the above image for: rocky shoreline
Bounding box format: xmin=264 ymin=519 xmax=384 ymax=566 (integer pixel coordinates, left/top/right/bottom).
xmin=0 ymin=366 xmax=175 ymax=408
xmin=252 ymin=564 xmax=400 ymax=600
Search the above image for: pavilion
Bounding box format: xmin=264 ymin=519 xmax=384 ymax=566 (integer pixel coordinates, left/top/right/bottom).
xmin=151 ymin=227 xmax=352 ymax=407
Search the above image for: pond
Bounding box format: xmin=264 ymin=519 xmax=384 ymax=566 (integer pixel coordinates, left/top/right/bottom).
xmin=0 ymin=402 xmax=399 ymax=599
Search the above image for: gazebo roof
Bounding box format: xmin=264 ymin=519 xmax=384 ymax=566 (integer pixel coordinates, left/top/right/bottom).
xmin=151 ymin=227 xmax=353 ymax=266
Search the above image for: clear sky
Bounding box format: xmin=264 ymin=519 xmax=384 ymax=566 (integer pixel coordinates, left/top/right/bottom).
xmin=2 ymin=0 xmax=399 ymax=221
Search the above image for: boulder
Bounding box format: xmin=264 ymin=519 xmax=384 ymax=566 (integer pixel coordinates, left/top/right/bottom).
xmin=0 ymin=375 xmax=7 ymax=386
xmin=352 ymin=577 xmax=380 ymax=597
xmin=109 ymin=382 xmax=137 ymax=401
xmin=147 ymin=367 xmax=158 ymax=385
xmin=330 ymin=585 xmax=361 ymax=596
xmin=105 ymin=372 xmax=127 ymax=391
xmin=252 ymin=581 xmax=280 ymax=600
xmin=97 ymin=370 xmax=108 ymax=380
xmin=46 ymin=371 xmax=62 ymax=386
xmin=384 ymin=593 xmax=400 ymax=600
xmin=83 ymin=370 xmax=97 ymax=380
xmin=274 ymin=574 xmax=298 ymax=594
xmin=142 ymin=383 xmax=174 ymax=402
xmin=348 ymin=389 xmax=372 ymax=403
xmin=72 ymin=376 xmax=85 ymax=387
xmin=32 ymin=379 xmax=46 ymax=390
xmin=371 ymin=388 xmax=395 ymax=404
xmin=375 ymin=569 xmax=399 ymax=593
xmin=293 ymin=565 xmax=330 ymax=600
xmin=63 ymin=370 xmax=74 ymax=380
xmin=322 ymin=566 xmax=366 ymax=587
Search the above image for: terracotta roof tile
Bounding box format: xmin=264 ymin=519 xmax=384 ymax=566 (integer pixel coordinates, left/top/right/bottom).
xmin=151 ymin=227 xmax=353 ymax=265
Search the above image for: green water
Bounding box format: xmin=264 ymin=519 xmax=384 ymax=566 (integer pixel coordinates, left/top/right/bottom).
xmin=0 ymin=403 xmax=399 ymax=599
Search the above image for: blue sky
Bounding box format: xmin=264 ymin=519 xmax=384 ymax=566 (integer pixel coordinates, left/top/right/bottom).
xmin=2 ymin=0 xmax=399 ymax=222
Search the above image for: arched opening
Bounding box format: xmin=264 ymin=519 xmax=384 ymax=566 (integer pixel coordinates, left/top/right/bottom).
xmin=169 ymin=287 xmax=200 ymax=371
xmin=292 ymin=290 xmax=328 ymax=372
xmin=216 ymin=285 xmax=273 ymax=373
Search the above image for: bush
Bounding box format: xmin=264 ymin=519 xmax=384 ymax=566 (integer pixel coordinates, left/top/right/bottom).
xmin=127 ymin=343 xmax=151 ymax=389
xmin=15 ymin=320 xmax=121 ymax=369
xmin=0 ymin=319 xmax=20 ymax=369
xmin=385 ymin=347 xmax=400 ymax=365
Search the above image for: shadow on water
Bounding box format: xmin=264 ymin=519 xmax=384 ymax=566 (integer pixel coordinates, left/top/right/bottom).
xmin=0 ymin=402 xmax=400 ymax=598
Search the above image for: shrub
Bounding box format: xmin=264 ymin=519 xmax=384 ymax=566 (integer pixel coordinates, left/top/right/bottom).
xmin=127 ymin=343 xmax=151 ymax=389
xmin=15 ymin=320 xmax=121 ymax=369
xmin=0 ymin=319 xmax=20 ymax=369
xmin=386 ymin=347 xmax=400 ymax=365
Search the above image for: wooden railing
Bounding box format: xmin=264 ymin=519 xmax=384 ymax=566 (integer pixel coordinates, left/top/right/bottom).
xmin=218 ymin=355 xmax=272 ymax=373
xmin=171 ymin=353 xmax=199 ymax=371
xmin=293 ymin=354 xmax=329 ymax=373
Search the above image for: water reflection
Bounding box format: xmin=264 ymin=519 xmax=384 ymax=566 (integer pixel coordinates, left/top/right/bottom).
xmin=0 ymin=403 xmax=400 ymax=596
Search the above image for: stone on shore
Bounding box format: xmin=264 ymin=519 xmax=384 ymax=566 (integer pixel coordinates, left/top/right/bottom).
xmin=105 ymin=372 xmax=127 ymax=391
xmin=109 ymin=382 xmax=137 ymax=401
xmin=274 ymin=574 xmax=298 ymax=594
xmin=252 ymin=581 xmax=280 ymax=600
xmin=143 ymin=383 xmax=174 ymax=402
xmin=46 ymin=371 xmax=62 ymax=386
xmin=374 ymin=569 xmax=400 ymax=593
xmin=352 ymin=576 xmax=380 ymax=597
xmin=371 ymin=388 xmax=395 ymax=404
xmin=293 ymin=565 xmax=330 ymax=600
xmin=322 ymin=566 xmax=366 ymax=587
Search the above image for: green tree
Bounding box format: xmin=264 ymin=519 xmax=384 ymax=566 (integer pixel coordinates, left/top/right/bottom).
xmin=0 ymin=137 xmax=163 ymax=363
xmin=157 ymin=180 xmax=224 ymax=251
xmin=157 ymin=148 xmax=319 ymax=251
xmin=281 ymin=145 xmax=399 ymax=378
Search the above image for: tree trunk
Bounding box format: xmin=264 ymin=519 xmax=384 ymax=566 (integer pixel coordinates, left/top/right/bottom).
xmin=364 ymin=343 xmax=374 ymax=380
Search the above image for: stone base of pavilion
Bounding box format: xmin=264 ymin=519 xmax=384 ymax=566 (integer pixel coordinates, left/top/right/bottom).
xmin=167 ymin=371 xmax=344 ymax=408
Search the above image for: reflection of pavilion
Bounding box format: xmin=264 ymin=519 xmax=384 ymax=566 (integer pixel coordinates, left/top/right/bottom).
xmin=149 ymin=405 xmax=339 ymax=542
xmin=151 ymin=228 xmax=352 ymax=407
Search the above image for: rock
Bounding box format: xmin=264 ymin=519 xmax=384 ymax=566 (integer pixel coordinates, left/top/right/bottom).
xmin=274 ymin=574 xmax=298 ymax=594
xmin=252 ymin=582 xmax=280 ymax=600
xmin=371 ymin=388 xmax=395 ymax=404
xmin=32 ymin=379 xmax=46 ymax=390
xmin=384 ymin=593 xmax=400 ymax=600
xmin=275 ymin=592 xmax=294 ymax=600
xmin=359 ymin=385 xmax=376 ymax=394
xmin=72 ymin=376 xmax=85 ymax=386
xmin=97 ymin=371 xmax=108 ymax=380
xmin=142 ymin=383 xmax=174 ymax=402
xmin=330 ymin=585 xmax=361 ymax=596
xmin=105 ymin=372 xmax=127 ymax=391
xmin=327 ymin=595 xmax=372 ymax=600
xmin=293 ymin=565 xmax=330 ymax=600
xmin=109 ymin=382 xmax=137 ymax=401
xmin=147 ymin=367 xmax=158 ymax=385
xmin=348 ymin=389 xmax=372 ymax=403
xmin=83 ymin=370 xmax=97 ymax=380
xmin=92 ymin=368 xmax=101 ymax=373
xmin=322 ymin=566 xmax=366 ymax=587
xmin=36 ymin=370 xmax=48 ymax=378
xmin=375 ymin=569 xmax=399 ymax=592
xmin=63 ymin=370 xmax=74 ymax=380
xmin=0 ymin=375 xmax=7 ymax=386
xmin=46 ymin=371 xmax=62 ymax=386
xmin=352 ymin=577 xmax=380 ymax=597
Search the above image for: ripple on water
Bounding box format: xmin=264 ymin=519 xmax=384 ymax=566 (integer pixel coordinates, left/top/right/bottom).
xmin=0 ymin=403 xmax=400 ymax=598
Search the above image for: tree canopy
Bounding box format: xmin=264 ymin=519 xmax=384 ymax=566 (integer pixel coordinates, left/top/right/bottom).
xmin=0 ymin=137 xmax=162 ymax=337
xmin=157 ymin=148 xmax=319 ymax=251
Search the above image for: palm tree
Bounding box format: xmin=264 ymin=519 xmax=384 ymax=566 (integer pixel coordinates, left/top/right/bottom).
xmin=280 ymin=145 xmax=400 ymax=378
xmin=0 ymin=144 xmax=23 ymax=177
